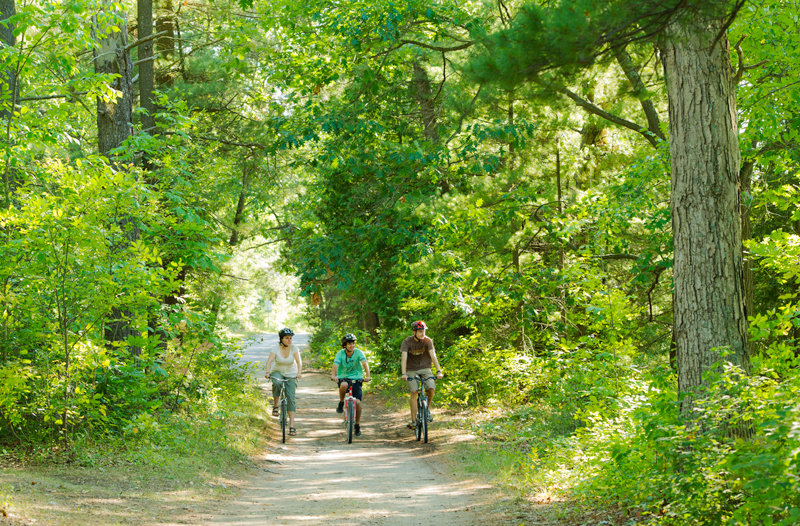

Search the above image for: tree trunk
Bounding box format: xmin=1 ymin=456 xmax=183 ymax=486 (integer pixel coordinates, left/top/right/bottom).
xmin=412 ymin=61 xmax=439 ymax=143
xmin=0 ymin=0 xmax=16 ymax=121
xmin=94 ymin=1 xmax=134 ymax=156
xmin=0 ymin=0 xmax=16 ymax=207
xmin=137 ymin=0 xmax=157 ymax=138
xmin=95 ymin=4 xmax=138 ymax=354
xmin=740 ymin=161 xmax=755 ymax=355
xmin=663 ymin=16 xmax=750 ymax=412
xmin=229 ymin=163 xmax=251 ymax=247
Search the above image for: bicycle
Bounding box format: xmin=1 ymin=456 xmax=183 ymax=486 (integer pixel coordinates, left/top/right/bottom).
xmin=269 ymin=376 xmax=291 ymax=443
xmin=407 ymin=375 xmax=436 ymax=443
xmin=333 ymin=378 xmax=368 ymax=443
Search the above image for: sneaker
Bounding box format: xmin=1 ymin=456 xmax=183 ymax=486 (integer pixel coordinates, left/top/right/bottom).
xmin=427 ymin=413 xmax=433 ymax=422
xmin=354 ymin=424 xmax=362 ymax=437
xmin=336 ymin=401 xmax=344 ymax=413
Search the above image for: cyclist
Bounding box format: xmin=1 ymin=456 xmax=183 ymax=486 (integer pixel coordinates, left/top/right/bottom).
xmin=400 ymin=321 xmax=443 ymax=430
xmin=331 ymin=333 xmax=371 ymax=437
xmin=265 ymin=327 xmax=303 ymax=436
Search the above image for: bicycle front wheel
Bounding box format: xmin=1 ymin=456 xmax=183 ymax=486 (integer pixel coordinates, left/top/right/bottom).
xmin=415 ymin=399 xmax=423 ymax=441
xmin=421 ymin=399 xmax=429 ymax=443
xmin=346 ymin=399 xmax=355 ymax=443
xmin=280 ymin=399 xmax=287 ymax=443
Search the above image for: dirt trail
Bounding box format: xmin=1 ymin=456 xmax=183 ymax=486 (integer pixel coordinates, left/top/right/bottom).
xmin=210 ymin=334 xmax=497 ymax=526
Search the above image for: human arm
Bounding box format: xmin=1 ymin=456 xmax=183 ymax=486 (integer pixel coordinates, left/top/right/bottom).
xmin=401 ymin=351 xmax=408 ymax=380
xmin=264 ymin=351 xmax=275 ymax=379
xmin=331 ymin=362 xmax=339 ymax=382
xmin=294 ymin=347 xmax=303 ymax=379
xmin=362 ymin=359 xmax=371 ymax=381
xmin=429 ymin=345 xmax=443 ymax=380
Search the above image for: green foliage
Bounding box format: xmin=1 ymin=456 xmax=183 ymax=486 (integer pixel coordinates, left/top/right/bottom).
xmin=308 ymin=325 xmax=383 ymax=372
xmin=566 ymin=361 xmax=800 ymax=525
xmin=437 ymin=333 xmax=531 ymax=406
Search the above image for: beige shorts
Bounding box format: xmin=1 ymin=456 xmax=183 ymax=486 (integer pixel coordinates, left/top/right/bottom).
xmin=406 ymin=369 xmax=436 ymax=392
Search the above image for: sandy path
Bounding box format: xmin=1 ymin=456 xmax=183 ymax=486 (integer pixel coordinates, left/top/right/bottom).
xmin=209 ymin=333 xmax=495 ymax=526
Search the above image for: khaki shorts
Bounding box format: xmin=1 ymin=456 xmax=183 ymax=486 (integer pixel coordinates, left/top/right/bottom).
xmin=406 ymin=369 xmax=436 ymax=392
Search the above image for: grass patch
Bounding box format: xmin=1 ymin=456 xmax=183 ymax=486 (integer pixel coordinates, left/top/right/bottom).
xmin=0 ymin=380 xmax=271 ymax=526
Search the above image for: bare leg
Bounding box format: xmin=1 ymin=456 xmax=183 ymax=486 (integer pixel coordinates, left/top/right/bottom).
xmin=409 ymin=391 xmax=419 ymax=422
xmin=338 ymin=382 xmax=348 ymax=402
xmin=356 ymin=399 xmax=362 ymax=424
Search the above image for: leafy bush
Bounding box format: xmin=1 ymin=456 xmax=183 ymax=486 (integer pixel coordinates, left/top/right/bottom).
xmin=438 ymin=333 xmax=531 ymax=406
xmin=570 ymin=363 xmax=800 ymax=525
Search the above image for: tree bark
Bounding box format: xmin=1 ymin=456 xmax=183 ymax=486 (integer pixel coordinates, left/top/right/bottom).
xmin=229 ymin=163 xmax=251 ymax=247
xmin=740 ymin=160 xmax=755 ymax=355
xmin=94 ymin=1 xmax=134 ymax=156
xmin=137 ymin=0 xmax=157 ymax=137
xmin=0 ymin=0 xmax=16 ymax=121
xmin=663 ymin=15 xmax=750 ymax=412
xmin=94 ymin=3 xmax=138 ymax=353
xmin=412 ymin=61 xmax=439 ymax=143
xmin=0 ymin=0 xmax=16 ymax=207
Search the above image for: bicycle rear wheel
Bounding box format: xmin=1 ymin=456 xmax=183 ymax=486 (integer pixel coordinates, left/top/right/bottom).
xmin=280 ymin=398 xmax=287 ymax=443
xmin=421 ymin=399 xmax=429 ymax=443
xmin=346 ymin=399 xmax=355 ymax=443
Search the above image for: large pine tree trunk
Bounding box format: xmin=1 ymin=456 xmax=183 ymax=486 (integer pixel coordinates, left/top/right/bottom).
xmin=663 ymin=16 xmax=750 ymax=411
xmin=94 ymin=1 xmax=134 ymax=156
xmin=94 ymin=4 xmax=138 ymax=353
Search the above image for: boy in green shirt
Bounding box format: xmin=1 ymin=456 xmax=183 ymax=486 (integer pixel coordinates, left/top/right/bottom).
xmin=331 ymin=333 xmax=371 ymax=437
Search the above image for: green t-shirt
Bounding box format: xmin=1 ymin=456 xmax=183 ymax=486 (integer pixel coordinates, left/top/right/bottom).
xmin=334 ymin=348 xmax=367 ymax=379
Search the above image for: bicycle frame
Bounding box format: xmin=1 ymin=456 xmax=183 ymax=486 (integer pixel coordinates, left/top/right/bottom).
xmin=270 ymin=376 xmax=290 ymax=443
xmin=407 ymin=375 xmax=435 ymax=443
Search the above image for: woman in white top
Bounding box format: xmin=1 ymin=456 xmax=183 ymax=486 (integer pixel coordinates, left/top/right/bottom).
xmin=264 ymin=327 xmax=303 ymax=435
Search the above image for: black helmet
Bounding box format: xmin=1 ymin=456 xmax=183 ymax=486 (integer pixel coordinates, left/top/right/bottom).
xmin=341 ymin=333 xmax=357 ymax=347
xmin=278 ymin=328 xmax=295 ymax=341
xmin=411 ymin=320 xmax=428 ymax=331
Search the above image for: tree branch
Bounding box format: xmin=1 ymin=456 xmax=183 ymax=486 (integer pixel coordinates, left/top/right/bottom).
xmin=733 ymin=35 xmax=770 ymax=84
xmin=163 ymin=131 xmax=267 ymax=150
xmin=534 ymin=76 xmax=658 ymax=147
xmin=397 ymin=39 xmax=472 ymax=53
xmin=614 ymin=46 xmax=665 ymax=142
xmin=124 ymin=30 xmax=170 ymax=52
xmin=445 ymin=84 xmax=483 ymax=145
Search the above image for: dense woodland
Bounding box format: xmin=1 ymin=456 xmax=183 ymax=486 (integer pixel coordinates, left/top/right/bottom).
xmin=1 ymin=0 xmax=799 ymax=522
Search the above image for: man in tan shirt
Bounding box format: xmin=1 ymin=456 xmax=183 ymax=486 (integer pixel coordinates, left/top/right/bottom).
xmin=400 ymin=320 xmax=443 ymax=429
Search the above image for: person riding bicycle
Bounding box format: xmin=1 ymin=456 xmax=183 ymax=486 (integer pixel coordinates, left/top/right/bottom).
xmin=331 ymin=333 xmax=371 ymax=437
xmin=265 ymin=327 xmax=303 ymax=436
xmin=400 ymin=320 xmax=443 ymax=430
